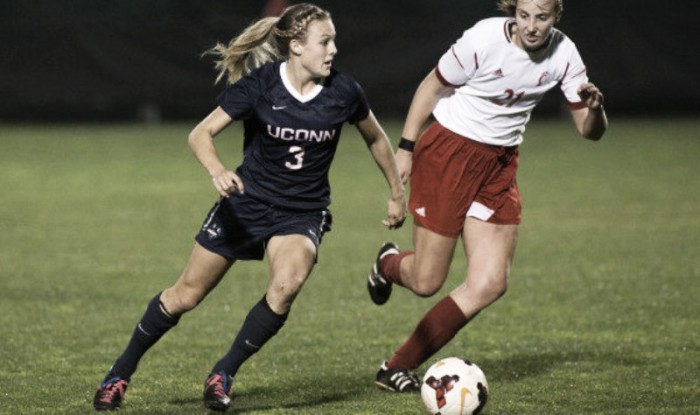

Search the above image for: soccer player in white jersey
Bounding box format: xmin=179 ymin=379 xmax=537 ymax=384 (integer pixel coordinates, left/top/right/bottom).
xmin=367 ymin=0 xmax=608 ymax=392
xmin=93 ymin=3 xmax=407 ymax=412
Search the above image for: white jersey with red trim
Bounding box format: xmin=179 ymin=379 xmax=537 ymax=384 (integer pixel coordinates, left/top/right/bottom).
xmin=433 ymin=17 xmax=588 ymax=146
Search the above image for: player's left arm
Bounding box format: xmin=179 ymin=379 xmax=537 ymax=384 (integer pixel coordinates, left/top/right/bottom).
xmin=355 ymin=111 xmax=408 ymax=230
xmin=570 ymin=82 xmax=608 ymax=141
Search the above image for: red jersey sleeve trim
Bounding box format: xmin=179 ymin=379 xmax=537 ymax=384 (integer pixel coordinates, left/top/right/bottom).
xmin=451 ymin=46 xmax=464 ymax=69
xmin=571 ymin=67 xmax=587 ymax=78
xmin=434 ymin=66 xmax=463 ymax=87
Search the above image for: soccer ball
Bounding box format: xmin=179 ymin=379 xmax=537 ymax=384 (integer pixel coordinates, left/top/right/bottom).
xmin=421 ymin=357 xmax=489 ymax=415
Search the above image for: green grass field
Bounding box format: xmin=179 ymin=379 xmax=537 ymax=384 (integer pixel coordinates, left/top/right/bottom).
xmin=1 ymin=118 xmax=699 ymax=414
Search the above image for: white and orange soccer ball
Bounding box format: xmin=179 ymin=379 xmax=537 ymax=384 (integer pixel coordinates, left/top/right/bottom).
xmin=421 ymin=357 xmax=489 ymax=415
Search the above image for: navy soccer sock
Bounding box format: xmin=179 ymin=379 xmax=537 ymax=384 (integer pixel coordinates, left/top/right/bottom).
xmin=211 ymin=295 xmax=288 ymax=377
xmin=110 ymin=293 xmax=181 ymax=380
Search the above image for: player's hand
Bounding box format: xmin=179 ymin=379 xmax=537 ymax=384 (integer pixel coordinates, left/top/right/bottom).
xmin=382 ymin=193 xmax=408 ymax=230
xmin=395 ymin=149 xmax=413 ymax=184
xmin=577 ymin=83 xmax=604 ymax=111
xmin=211 ymin=169 xmax=244 ymax=197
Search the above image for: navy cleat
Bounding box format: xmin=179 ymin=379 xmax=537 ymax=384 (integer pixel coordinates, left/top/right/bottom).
xmin=367 ymin=242 xmax=399 ymax=305
xmin=203 ymin=370 xmax=234 ymax=412
xmin=375 ymin=361 xmax=420 ymax=393
xmin=93 ymin=372 xmax=129 ymax=411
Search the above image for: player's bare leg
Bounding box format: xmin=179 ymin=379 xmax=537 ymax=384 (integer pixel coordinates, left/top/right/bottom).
xmin=367 ymin=224 xmax=457 ymax=305
xmin=265 ymin=233 xmax=317 ymax=314
xmin=204 ymin=234 xmax=316 ymax=411
xmin=95 ymin=244 xmax=233 ymax=411
xmin=401 ymin=225 xmax=458 ymax=296
xmin=376 ymin=219 xmax=517 ymax=392
xmin=161 ymin=243 xmax=234 ymax=314
xmin=450 ymin=218 xmax=518 ymax=317
xmin=373 ymin=225 xmax=458 ymax=392
xmin=383 ymin=218 xmax=517 ymax=374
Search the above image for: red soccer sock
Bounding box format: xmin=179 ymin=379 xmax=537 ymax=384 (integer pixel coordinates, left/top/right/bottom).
xmin=387 ymin=295 xmax=470 ymax=370
xmin=381 ymin=251 xmax=413 ymax=287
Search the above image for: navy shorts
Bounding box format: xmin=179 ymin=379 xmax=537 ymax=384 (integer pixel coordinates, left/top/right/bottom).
xmin=195 ymin=192 xmax=333 ymax=261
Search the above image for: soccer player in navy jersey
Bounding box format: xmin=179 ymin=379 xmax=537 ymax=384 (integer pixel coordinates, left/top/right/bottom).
xmin=367 ymin=0 xmax=607 ymax=392
xmin=93 ymin=3 xmax=407 ymax=412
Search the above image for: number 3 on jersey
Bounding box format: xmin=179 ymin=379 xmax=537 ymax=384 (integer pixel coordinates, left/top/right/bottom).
xmin=285 ymin=145 xmax=305 ymax=170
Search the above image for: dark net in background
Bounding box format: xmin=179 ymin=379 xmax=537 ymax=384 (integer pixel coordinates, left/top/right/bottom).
xmin=0 ymin=0 xmax=696 ymax=122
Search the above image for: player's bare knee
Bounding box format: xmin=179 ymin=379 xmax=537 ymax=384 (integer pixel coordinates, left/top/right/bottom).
xmin=172 ymin=286 xmax=205 ymax=312
xmin=493 ymin=280 xmax=508 ymax=299
xmin=413 ymin=279 xmax=443 ymax=298
xmin=410 ymin=268 xmax=447 ymax=297
xmin=270 ymin=274 xmax=306 ymax=299
xmin=475 ymin=278 xmax=508 ymax=302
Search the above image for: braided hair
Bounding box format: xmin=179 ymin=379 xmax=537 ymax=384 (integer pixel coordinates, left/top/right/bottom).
xmin=206 ymin=3 xmax=332 ymax=85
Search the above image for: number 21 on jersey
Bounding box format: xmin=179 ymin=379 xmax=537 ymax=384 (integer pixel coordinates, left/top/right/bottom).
xmin=492 ymin=89 xmax=524 ymax=107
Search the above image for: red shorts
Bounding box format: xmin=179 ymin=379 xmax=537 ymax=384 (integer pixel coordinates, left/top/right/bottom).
xmin=409 ymin=122 xmax=521 ymax=237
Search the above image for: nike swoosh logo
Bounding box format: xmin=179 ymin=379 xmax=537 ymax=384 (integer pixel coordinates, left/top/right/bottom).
xmin=272 ymin=105 xmax=286 ymax=110
xmin=137 ymin=323 xmax=152 ymax=336
xmin=460 ymin=387 xmax=470 ymax=411
xmin=245 ymin=340 xmax=261 ymax=349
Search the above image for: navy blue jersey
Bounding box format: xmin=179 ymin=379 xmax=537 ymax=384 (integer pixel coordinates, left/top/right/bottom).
xmin=216 ymin=61 xmax=370 ymax=210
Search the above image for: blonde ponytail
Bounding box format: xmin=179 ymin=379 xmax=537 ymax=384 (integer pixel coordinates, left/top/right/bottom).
xmin=206 ymin=17 xmax=282 ymax=85
xmin=206 ymin=3 xmax=332 ymax=85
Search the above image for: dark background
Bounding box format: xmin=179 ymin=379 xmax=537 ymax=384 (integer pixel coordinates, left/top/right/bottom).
xmin=1 ymin=0 xmax=696 ymax=122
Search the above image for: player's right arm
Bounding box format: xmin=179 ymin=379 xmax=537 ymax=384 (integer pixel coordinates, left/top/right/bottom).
xmin=397 ymin=69 xmax=455 ymax=183
xmin=188 ymin=106 xmax=245 ymax=197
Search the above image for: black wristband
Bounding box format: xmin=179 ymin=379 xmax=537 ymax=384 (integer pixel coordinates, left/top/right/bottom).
xmin=398 ymin=137 xmax=416 ymax=152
